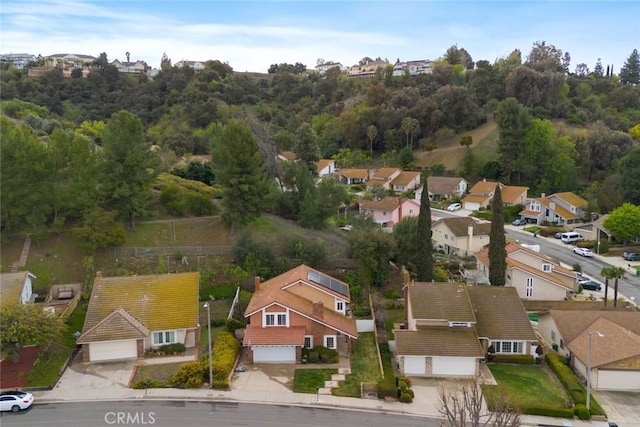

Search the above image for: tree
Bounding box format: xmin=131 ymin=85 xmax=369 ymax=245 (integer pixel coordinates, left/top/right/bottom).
xmin=211 ymin=120 xmax=271 ymax=229
xmin=398 ymin=146 xmax=415 ymax=170
xmin=526 ymin=41 xmax=564 ymax=72
xmin=603 ymin=203 xmax=640 ymax=244
xmin=0 ymin=303 xmax=65 ymax=363
xmin=619 ymin=147 xmax=640 ymax=205
xmin=393 ymin=217 xmax=419 ymax=269
xmin=401 ymin=117 xmax=420 ymax=149
xmin=100 ymin=110 xmax=157 ymax=228
xmin=293 ymin=122 xmax=320 ymax=173
xmin=593 ymin=58 xmax=604 ymax=77
xmin=619 ymin=49 xmax=640 ymax=85
xmin=600 ymin=266 xmax=618 ymax=307
xmin=489 ymin=185 xmax=507 ymax=286
xmin=348 ymin=226 xmax=396 ymax=287
xmin=366 ymin=125 xmax=377 ymax=159
xmin=606 ymin=266 xmax=626 ymax=307
xmin=416 ymin=175 xmax=434 ymax=281
xmin=495 ymin=98 xmax=532 ymax=183
xmin=459 ymin=135 xmax=473 ymax=149
xmin=72 ymin=207 xmax=127 ymax=253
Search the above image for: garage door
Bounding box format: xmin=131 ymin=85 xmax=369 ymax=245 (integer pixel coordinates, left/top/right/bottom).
xmin=598 ymin=370 xmax=640 ymax=390
xmin=253 ymin=346 xmax=296 ymax=363
xmin=403 ymin=356 xmax=426 ymax=375
xmin=432 ymin=356 xmax=476 ymax=376
xmin=89 ymin=340 xmax=137 ymax=362
xmin=464 ymin=202 xmax=480 ymax=211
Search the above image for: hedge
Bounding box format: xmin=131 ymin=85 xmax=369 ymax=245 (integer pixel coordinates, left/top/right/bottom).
xmin=574 ymin=404 xmax=590 ymax=420
xmin=524 ymin=406 xmax=575 ymax=418
xmin=211 ymin=331 xmax=241 ymax=387
xmin=491 ymin=355 xmax=534 ymax=365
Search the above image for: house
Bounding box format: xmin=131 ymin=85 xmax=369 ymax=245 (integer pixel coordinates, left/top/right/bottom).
xmin=538 ymin=310 xmax=640 ymax=390
xmin=416 ymin=176 xmax=468 ymax=202
xmin=276 ymin=151 xmax=297 ymax=162
xmin=368 ymin=168 xmax=402 ymax=190
xmin=315 ymin=61 xmax=344 ymax=74
xmin=0 ymin=53 xmax=37 ymax=69
xmin=46 ymin=53 xmax=96 ymax=68
xmin=461 ymin=180 xmax=500 ymax=211
xmin=474 ymin=242 xmax=577 ymax=299
xmin=336 ymin=168 xmax=369 ymax=185
xmin=242 ymin=265 xmax=357 ymax=363
xmin=77 ymin=272 xmax=199 ymax=363
xmin=392 ymin=59 xmax=432 ymax=76
xmin=175 ymin=60 xmax=205 ymax=71
xmin=346 ymin=60 xmax=390 ymax=78
xmin=501 ymin=185 xmax=528 ymax=207
xmin=394 ymin=281 xmax=536 ymax=377
xmin=431 ymin=217 xmax=491 ymax=257
xmin=0 ymin=271 xmax=36 ymax=306
xmin=390 ymin=171 xmax=421 ymax=194
xmin=111 ymin=59 xmax=148 ymax=74
xmin=519 ymin=192 xmax=588 ymax=226
xmin=315 ymin=159 xmax=336 ymax=177
xmin=359 ymin=196 xmax=423 ymax=229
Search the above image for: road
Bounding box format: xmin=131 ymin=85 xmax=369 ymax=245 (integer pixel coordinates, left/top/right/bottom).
xmin=0 ymin=401 xmax=437 ymax=427
xmin=506 ymin=227 xmax=640 ymax=304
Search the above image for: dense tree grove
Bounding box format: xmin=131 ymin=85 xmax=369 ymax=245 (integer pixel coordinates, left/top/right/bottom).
xmin=1 ymin=43 xmax=639 ymax=243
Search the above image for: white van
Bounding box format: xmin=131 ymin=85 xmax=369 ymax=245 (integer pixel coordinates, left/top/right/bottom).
xmin=561 ymin=232 xmax=583 ymax=244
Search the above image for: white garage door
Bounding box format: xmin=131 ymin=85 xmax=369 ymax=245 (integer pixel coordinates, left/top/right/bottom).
xmin=598 ymin=370 xmax=640 ymax=390
xmin=464 ymin=202 xmax=480 ymax=211
xmin=432 ymin=356 xmax=476 ymax=376
xmin=89 ymin=340 xmax=137 ymax=362
xmin=253 ymin=346 xmax=296 ymax=363
xmin=403 ymin=356 xmax=426 ymax=375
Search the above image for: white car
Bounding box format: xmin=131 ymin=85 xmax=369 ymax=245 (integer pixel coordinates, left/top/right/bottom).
xmin=573 ymin=247 xmax=593 ymax=257
xmin=0 ymin=391 xmax=34 ymax=412
xmin=446 ymin=203 xmax=461 ymax=212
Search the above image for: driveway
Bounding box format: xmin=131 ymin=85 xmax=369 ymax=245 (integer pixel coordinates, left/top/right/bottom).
xmin=593 ymin=390 xmax=640 ymax=425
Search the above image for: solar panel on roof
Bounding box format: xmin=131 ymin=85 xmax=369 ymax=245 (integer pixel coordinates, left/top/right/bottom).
xmin=307 ymin=270 xmax=349 ymax=297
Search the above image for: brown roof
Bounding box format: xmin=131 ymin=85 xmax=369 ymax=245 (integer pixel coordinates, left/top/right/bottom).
xmin=427 ymin=176 xmax=466 ymax=195
xmin=469 ymin=180 xmax=500 ymax=195
xmin=461 ymin=194 xmax=490 ymax=204
xmin=548 ymin=310 xmax=640 ymax=343
xmin=279 ymin=151 xmax=296 ymax=161
xmin=0 ymin=272 xmax=34 ymax=306
xmin=359 ymin=196 xmax=408 ymax=213
xmin=390 ymin=171 xmax=420 ymax=186
xmin=395 ymin=327 xmax=483 ymax=357
xmin=501 ymin=186 xmax=528 ymax=204
xmin=337 ymin=168 xmax=369 ymax=179
xmin=523 ymin=300 xmax=637 ymax=312
xmin=78 ymin=308 xmax=149 ymax=343
xmin=408 ymin=282 xmax=476 ymax=322
xmin=553 ymin=204 xmax=578 ymax=220
xmin=566 ymin=317 xmax=640 ymax=368
xmin=434 ymin=217 xmax=491 ymax=237
xmin=81 ymin=272 xmax=199 ymax=337
xmin=244 ymin=265 xmax=357 ymax=338
xmin=467 ymin=286 xmax=536 ymax=341
xmin=315 ymin=159 xmax=334 ymax=171
xmin=371 ymin=167 xmax=399 ymax=180
xmin=243 ymin=325 xmax=306 ymax=346
xmin=551 ymin=192 xmax=588 ymax=208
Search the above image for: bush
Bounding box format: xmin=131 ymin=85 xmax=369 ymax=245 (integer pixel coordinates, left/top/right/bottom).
xmin=131 ymin=378 xmax=165 ymax=389
xmin=159 ymin=343 xmax=186 ymax=354
xmin=396 ymin=375 xmax=411 ymax=388
xmin=491 ymin=354 xmax=535 ymax=364
xmin=574 ymin=404 xmax=590 ymax=420
xmin=225 ymin=317 xmax=245 ymax=333
xmin=170 ymin=361 xmax=206 ymax=388
xmin=211 ymin=332 xmax=241 ymax=387
xmin=303 ymin=346 xmax=338 ymax=364
xmin=546 ymin=354 xmax=586 ymax=405
xmin=307 ymin=351 xmax=320 ymax=363
xmin=397 ymin=380 xmax=408 ymax=392
xmin=405 ymin=388 xmax=414 ymax=398
xmin=524 ymin=406 xmax=574 ymax=418
xmin=382 ymin=289 xmax=401 ymax=299
xmin=539 ymin=227 xmax=564 ymax=237
xmin=377 ymin=379 xmax=397 ymax=399
xmin=399 ymin=391 xmax=413 ymax=403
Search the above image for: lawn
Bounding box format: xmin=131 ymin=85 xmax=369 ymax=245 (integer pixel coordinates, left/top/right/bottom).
xmin=483 ymin=364 xmax=571 ymax=412
xmin=385 ymin=308 xmax=405 ymax=339
xmin=293 ymin=369 xmax=338 ymax=393
xmin=131 ymin=363 xmax=183 ymax=387
xmin=334 ymin=332 xmax=382 ymax=397
xmin=23 ymin=232 xmax=87 ymax=288
xmin=60 ymin=301 xmax=88 ymax=348
xmin=26 ymin=343 xmax=72 ymax=387
xmin=124 ymin=216 xmax=232 ymax=247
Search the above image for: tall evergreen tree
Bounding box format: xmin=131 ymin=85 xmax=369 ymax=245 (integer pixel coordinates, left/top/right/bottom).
xmin=488 ymin=185 xmax=507 ymax=286
xmin=211 ymin=120 xmax=270 ymax=229
xmin=619 ymin=49 xmax=640 ymax=85
xmin=416 ymin=175 xmax=433 ymax=281
xmin=100 ymin=110 xmax=157 ymax=228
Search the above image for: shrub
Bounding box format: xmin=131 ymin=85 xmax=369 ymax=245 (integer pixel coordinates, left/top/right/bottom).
xmin=303 ymin=346 xmax=338 ymax=364
xmin=382 ymin=289 xmax=401 ymax=299
xmin=546 ymin=354 xmax=586 ymax=405
xmin=307 ymin=351 xmax=320 ymax=363
xmin=225 ymin=317 xmax=245 ymax=333
xmin=212 ymin=379 xmax=229 ymax=389
xmin=171 ymin=361 xmax=206 ymax=388
xmin=405 ymin=388 xmax=415 ymax=398
xmin=396 ymin=375 xmax=411 ymax=388
xmin=524 ymin=406 xmax=574 ymax=418
xmin=574 ymin=404 xmax=590 ymax=420
xmin=211 ymin=332 xmax=241 ymax=387
xmin=377 ymin=379 xmax=397 ymax=399
xmin=491 ymin=354 xmax=535 ymax=364
xmin=131 ymin=378 xmax=165 ymax=389
xmin=399 ymin=391 xmax=413 ymax=403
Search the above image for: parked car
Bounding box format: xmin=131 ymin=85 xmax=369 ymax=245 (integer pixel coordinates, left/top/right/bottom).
xmin=573 ymin=247 xmax=593 ymax=257
xmin=0 ymin=391 xmax=34 ymax=412
xmin=554 ymin=232 xmax=563 ymax=239
xmin=623 ymin=252 xmax=640 ymax=261
xmin=512 ymin=218 xmax=527 ymax=226
xmin=578 ymin=279 xmax=602 ymax=291
xmin=446 ymin=203 xmax=461 ymax=212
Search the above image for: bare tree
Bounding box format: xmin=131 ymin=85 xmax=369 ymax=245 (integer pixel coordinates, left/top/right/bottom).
xmin=438 ymin=378 xmax=521 ymax=427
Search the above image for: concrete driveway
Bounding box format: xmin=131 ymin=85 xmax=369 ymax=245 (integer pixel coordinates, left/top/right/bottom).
xmin=593 ymin=390 xmax=640 ymax=425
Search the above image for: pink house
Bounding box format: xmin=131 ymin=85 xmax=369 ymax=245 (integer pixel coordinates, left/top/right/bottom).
xmin=358 ymin=196 xmax=437 ymax=229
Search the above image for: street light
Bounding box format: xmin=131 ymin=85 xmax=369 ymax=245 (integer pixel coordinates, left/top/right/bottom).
xmin=203 ymin=302 xmax=213 ymax=389
xmin=586 ymin=330 xmax=604 ymax=411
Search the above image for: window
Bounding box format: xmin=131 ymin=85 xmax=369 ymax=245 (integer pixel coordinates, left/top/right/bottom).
xmin=501 ymin=341 xmax=512 ymax=353
xmin=153 ymin=331 xmax=176 ymax=345
xmin=304 ymin=336 xmax=313 ymax=349
xmin=492 ymin=340 xmax=525 ymax=354
xmin=551 ymin=331 xmax=556 ymax=342
xmin=526 ymin=278 xmax=533 ymax=298
xmin=560 ymin=339 xmax=564 ymax=349
xmin=336 ymin=301 xmax=344 ymax=312
xmin=324 ymin=335 xmax=337 ymax=349
xmin=542 ymin=263 xmax=552 ymax=272
xmin=265 ymin=312 xmax=287 ymax=326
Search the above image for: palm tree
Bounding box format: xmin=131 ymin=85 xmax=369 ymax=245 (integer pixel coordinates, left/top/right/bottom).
xmin=401 ymin=117 xmax=420 ymax=149
xmin=609 ymin=267 xmax=626 ymax=307
xmin=600 ymin=266 xmax=616 ymax=307
xmin=126 ymin=51 xmax=130 ymax=63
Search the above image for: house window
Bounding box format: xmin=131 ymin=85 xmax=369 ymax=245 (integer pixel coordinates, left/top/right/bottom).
xmin=304 ymin=336 xmax=313 ymax=349
xmin=336 ymin=301 xmax=344 ymax=312
xmin=492 ymin=341 xmax=524 ymax=354
xmin=409 ymin=209 xmax=414 ymax=214
xmin=501 ymin=341 xmax=512 ymax=353
xmin=383 ymin=211 xmax=387 ymax=216
xmin=542 ymin=264 xmax=552 ymax=272
xmin=551 ymin=331 xmax=556 ymax=342
xmin=153 ymin=331 xmax=176 ymax=345
xmin=265 ymin=312 xmax=287 ymax=326
xmin=526 ymin=278 xmax=533 ymax=298
xmin=324 ymin=335 xmax=337 ymax=349
xmin=560 ymin=339 xmax=564 ymax=349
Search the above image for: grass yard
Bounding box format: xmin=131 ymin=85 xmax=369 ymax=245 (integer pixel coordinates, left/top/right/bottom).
xmin=124 ymin=216 xmax=232 ymax=247
xmin=131 ymin=363 xmax=183 ymax=387
xmin=385 ymin=308 xmax=405 ymax=340
xmin=59 ymin=301 xmax=88 ymax=348
xmin=23 ymin=232 xmax=87 ymax=287
xmin=483 ymin=364 xmax=571 ymax=412
xmin=293 ymin=369 xmax=338 ymax=393
xmin=26 ymin=343 xmax=72 ymax=387
xmin=334 ymin=332 xmax=382 ymax=397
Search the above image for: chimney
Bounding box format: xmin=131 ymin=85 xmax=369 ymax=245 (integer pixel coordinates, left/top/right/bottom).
xmin=468 ymin=225 xmax=474 ymax=237
xmin=96 ymin=271 xmax=102 ymax=278
xmin=398 ymin=197 xmax=403 ymax=223
xmin=313 ymin=301 xmax=324 ymax=319
xmin=541 ymin=193 xmax=546 ymax=198
xmin=254 ymin=276 xmax=260 ymax=292
xmin=403 ymin=282 xmax=409 ymax=324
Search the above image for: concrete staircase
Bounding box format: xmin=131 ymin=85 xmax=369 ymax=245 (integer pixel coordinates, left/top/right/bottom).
xmin=317 ymin=367 xmax=350 ymax=395
xmin=10 ymin=235 xmax=31 ymax=273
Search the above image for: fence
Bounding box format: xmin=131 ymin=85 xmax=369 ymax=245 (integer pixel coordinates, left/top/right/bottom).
xmin=102 ymin=246 xmax=234 ymax=258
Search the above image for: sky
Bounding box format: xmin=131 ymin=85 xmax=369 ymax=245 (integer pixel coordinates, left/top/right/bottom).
xmin=1 ymin=0 xmax=639 ymax=74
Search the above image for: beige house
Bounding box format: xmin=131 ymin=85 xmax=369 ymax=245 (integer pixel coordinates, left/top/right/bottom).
xmin=475 ymin=243 xmax=577 ymax=300
xmin=0 ymin=271 xmax=36 ymax=306
xmin=519 ymin=192 xmax=588 ymax=226
xmin=538 ymin=310 xmax=640 ymax=390
xmin=431 ymin=217 xmax=491 ymax=257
